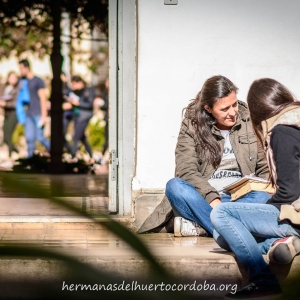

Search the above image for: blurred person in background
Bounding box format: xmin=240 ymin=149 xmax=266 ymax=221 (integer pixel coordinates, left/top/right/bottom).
xmin=61 ymin=72 xmax=73 ymax=153
xmin=0 ymin=71 xmax=20 ymax=158
xmin=64 ymin=75 xmax=94 ymax=160
xmin=94 ymin=76 xmax=109 ymax=162
xmin=18 ymin=59 xmax=50 ymax=157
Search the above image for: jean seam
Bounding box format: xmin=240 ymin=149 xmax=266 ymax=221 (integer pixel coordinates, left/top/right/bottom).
xmin=165 ymin=179 xmax=201 ymax=220
xmin=168 ymin=197 xmax=196 ymax=221
xmin=166 ymin=185 xmax=202 ymax=223
xmin=229 ymin=207 xmax=280 ymax=220
xmin=218 ymin=207 xmax=263 ymax=276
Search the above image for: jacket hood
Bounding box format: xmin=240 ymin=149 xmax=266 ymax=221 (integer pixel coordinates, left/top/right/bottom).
xmin=237 ymin=100 xmax=250 ymax=121
xmin=262 ymin=105 xmax=300 ymax=139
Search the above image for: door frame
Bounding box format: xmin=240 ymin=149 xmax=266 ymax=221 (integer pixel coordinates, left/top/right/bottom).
xmin=108 ymin=0 xmax=137 ymax=216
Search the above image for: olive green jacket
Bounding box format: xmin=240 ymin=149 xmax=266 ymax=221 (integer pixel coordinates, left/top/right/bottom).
xmin=138 ymin=101 xmax=269 ymax=233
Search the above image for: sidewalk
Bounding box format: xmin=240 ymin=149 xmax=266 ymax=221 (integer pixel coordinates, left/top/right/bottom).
xmin=0 ymin=221 xmax=243 ymax=299
xmin=1 ymin=227 xmax=300 ymax=299
xmin=0 ymin=173 xmax=299 ymax=299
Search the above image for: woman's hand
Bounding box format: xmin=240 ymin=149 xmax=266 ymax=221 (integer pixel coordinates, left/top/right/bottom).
xmin=210 ymin=198 xmax=222 ymax=208
xmin=0 ymin=100 xmax=6 ymax=107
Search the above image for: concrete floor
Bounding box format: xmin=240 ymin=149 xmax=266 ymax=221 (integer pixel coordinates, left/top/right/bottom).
xmin=0 ymin=191 xmax=242 ymax=299
xmin=0 ymin=196 xmax=109 ymax=216
xmin=0 ymin=173 xmax=108 ymax=197
xmin=0 ymin=174 xmax=299 ymax=299
xmin=1 ymin=226 xmax=299 ymax=299
xmin=0 ymin=225 xmax=241 ymax=299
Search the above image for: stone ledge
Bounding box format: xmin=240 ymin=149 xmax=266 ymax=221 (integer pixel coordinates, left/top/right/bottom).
xmin=0 ymin=253 xmax=299 ymax=299
xmin=0 ymin=216 xmax=133 ymax=229
xmin=0 ymin=233 xmax=299 ymax=298
xmin=134 ymin=193 xmax=165 ymax=229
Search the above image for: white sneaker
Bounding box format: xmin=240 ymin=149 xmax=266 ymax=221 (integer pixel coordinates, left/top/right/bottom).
xmin=174 ymin=217 xmax=207 ymax=237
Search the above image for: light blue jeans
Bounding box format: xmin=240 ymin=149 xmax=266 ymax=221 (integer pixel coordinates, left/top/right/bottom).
xmin=165 ymin=178 xmax=272 ymax=237
xmin=25 ymin=114 xmax=50 ymax=157
xmin=210 ymin=202 xmax=300 ymax=283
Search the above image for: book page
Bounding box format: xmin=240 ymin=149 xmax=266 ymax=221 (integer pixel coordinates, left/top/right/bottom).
xmin=224 ymin=175 xmax=270 ymax=191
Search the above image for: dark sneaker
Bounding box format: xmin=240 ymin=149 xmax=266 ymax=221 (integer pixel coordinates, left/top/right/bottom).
xmin=268 ymin=236 xmax=300 ymax=264
xmin=224 ymin=282 xmax=281 ymax=299
xmin=174 ymin=217 xmax=207 ymax=237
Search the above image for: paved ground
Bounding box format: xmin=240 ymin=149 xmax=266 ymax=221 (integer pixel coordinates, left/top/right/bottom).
xmin=0 ymin=197 xmax=109 ymax=216
xmin=1 ymin=227 xmax=299 ymax=299
xmin=0 ymin=227 xmax=241 ymax=299
xmin=0 ymin=173 xmax=108 ymax=197
xmin=0 ymin=172 xmax=299 ymax=299
xmin=0 ymin=172 xmax=240 ymax=299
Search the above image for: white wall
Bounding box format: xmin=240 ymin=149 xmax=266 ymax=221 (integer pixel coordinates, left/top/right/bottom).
xmin=0 ymin=56 xmax=52 ymax=81
xmin=135 ymin=0 xmax=300 ymax=190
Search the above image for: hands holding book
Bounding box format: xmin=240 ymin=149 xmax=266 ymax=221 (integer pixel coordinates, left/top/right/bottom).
xmin=223 ymin=175 xmax=275 ymax=201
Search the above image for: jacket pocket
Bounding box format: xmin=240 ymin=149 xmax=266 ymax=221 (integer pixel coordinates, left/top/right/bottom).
xmin=196 ymin=157 xmax=208 ymax=176
xmin=237 ymin=133 xmax=258 ymax=169
xmin=238 ymin=133 xmax=257 ymax=144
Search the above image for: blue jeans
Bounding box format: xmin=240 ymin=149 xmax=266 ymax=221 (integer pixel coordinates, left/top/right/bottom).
xmin=165 ymin=178 xmax=272 ymax=236
xmin=25 ymin=114 xmax=50 ymax=157
xmin=210 ymin=202 xmax=300 ymax=282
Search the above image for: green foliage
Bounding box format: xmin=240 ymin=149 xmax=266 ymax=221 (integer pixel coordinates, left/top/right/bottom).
xmin=11 ymin=117 xmax=106 ymax=157
xmin=87 ymin=117 xmax=106 ymax=151
xmin=0 ymin=0 xmax=108 ymax=60
xmin=0 ymin=0 xmax=109 ymax=171
xmin=0 ymin=9 xmax=52 ymax=58
xmin=12 ymin=123 xmax=24 ymax=146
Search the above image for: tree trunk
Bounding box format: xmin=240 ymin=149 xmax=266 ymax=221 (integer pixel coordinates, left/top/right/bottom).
xmin=49 ymin=3 xmax=64 ymax=173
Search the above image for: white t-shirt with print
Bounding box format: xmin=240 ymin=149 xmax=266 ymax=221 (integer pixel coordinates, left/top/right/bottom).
xmin=208 ymin=130 xmax=242 ymax=193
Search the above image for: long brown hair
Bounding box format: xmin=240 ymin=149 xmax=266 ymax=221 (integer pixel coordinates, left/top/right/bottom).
xmin=247 ymin=78 xmax=300 ymax=141
xmin=6 ymin=71 xmax=19 ymax=88
xmin=247 ymin=78 xmax=300 ymax=185
xmin=186 ymin=75 xmax=238 ymax=168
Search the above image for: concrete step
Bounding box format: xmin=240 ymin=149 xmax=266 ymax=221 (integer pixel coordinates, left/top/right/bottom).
xmin=0 ymin=232 xmax=299 ymax=299
xmin=0 ymin=196 xmax=135 ymax=229
xmin=0 ymin=215 xmax=134 ymax=229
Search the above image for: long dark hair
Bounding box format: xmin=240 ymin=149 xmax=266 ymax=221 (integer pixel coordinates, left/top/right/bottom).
xmin=6 ymin=71 xmax=19 ymax=88
xmin=247 ymin=78 xmax=300 ymax=186
xmin=247 ymin=78 xmax=300 ymax=141
xmin=186 ymin=75 xmax=238 ymax=168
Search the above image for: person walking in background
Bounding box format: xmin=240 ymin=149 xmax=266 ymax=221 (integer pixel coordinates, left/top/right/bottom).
xmin=94 ymin=76 xmax=109 ymax=163
xmin=61 ymin=71 xmax=70 ymax=96
xmin=64 ymin=75 xmax=94 ymax=159
xmin=18 ymin=59 xmax=50 ymax=157
xmin=0 ymin=71 xmax=20 ymax=158
xmin=61 ymin=72 xmax=73 ymax=153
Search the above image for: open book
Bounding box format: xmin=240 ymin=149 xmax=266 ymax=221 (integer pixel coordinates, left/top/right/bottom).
xmin=223 ymin=175 xmax=275 ymax=201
